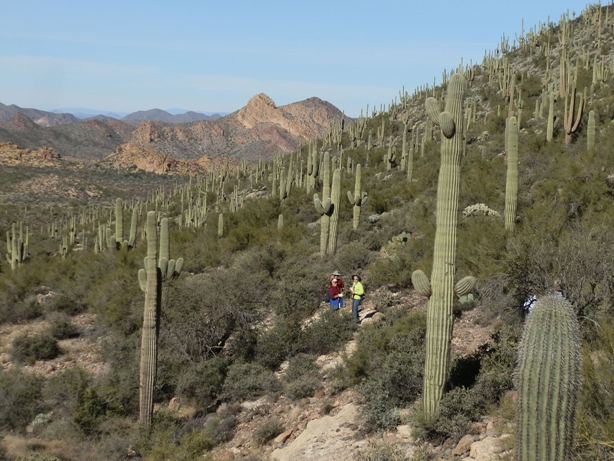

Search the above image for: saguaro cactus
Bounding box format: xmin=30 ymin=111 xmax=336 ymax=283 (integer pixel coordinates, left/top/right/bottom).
xmin=217 ymin=213 xmax=224 ymax=238
xmin=504 ymin=116 xmax=519 ymax=232
xmin=313 ymin=152 xmax=332 ymax=257
xmin=346 ymin=164 xmax=368 ymax=230
xmin=515 ymin=295 xmax=580 ymax=461
xmin=327 ymin=168 xmax=341 ymax=255
xmin=546 ymin=90 xmax=555 ymax=143
xmin=587 ymin=109 xmax=596 ymax=152
xmin=115 ymin=198 xmax=123 ymax=247
xmin=137 ymin=211 xmax=160 ymax=429
xmin=415 ymin=73 xmax=469 ymax=423
xmin=5 ymin=223 xmax=28 ymax=270
xmin=563 ymin=84 xmax=585 ymax=145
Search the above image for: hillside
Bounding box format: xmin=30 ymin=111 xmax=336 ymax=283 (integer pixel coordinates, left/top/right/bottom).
xmin=0 ymin=94 xmax=345 ymax=162
xmin=0 ymin=4 xmax=613 ymax=461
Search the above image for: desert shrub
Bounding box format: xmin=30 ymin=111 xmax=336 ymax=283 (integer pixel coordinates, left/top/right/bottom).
xmin=334 ymin=241 xmax=372 ymax=274
xmin=413 ymin=387 xmax=484 ymax=443
xmin=221 ymin=362 xmax=280 ymax=402
xmin=0 ymin=295 xmax=42 ymax=324
xmin=12 ymin=332 xmax=60 ymax=364
xmin=300 ymin=309 xmax=357 ymax=356
xmin=202 ymin=410 xmax=237 ymax=444
xmin=254 ymin=418 xmax=284 ymax=445
xmin=575 ymin=317 xmax=614 ymax=460
xmin=47 ymin=292 xmax=84 ymax=315
xmin=176 ymin=358 xmax=228 ymax=409
xmin=255 ymin=317 xmax=302 ymax=369
xmin=349 ymin=310 xmax=426 ymax=430
xmin=283 ymin=354 xmax=320 ymax=400
xmin=0 ymin=368 xmax=45 ymax=431
xmin=358 ymin=441 xmax=410 ymax=461
xmin=48 ymin=313 xmax=79 ymax=339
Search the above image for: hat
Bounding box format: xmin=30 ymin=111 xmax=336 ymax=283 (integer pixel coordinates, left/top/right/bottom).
xmin=332 ymin=270 xmax=341 ymax=276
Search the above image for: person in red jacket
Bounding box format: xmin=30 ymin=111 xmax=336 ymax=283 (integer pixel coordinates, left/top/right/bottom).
xmin=330 ymin=270 xmax=345 ymax=308
xmin=327 ymin=278 xmax=342 ymax=311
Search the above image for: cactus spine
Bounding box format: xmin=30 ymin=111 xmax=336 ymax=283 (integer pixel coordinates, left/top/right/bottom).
xmin=346 ymin=164 xmax=368 ymax=230
xmin=420 ymin=73 xmax=467 ymax=422
xmin=327 ymin=168 xmax=341 ymax=255
xmin=515 ymin=295 xmax=580 ymax=461
xmin=587 ymin=110 xmax=596 ymax=152
xmin=504 ymin=116 xmax=519 ymax=232
xmin=313 ymin=152 xmax=332 ymax=257
xmin=138 ymin=211 xmax=159 ymax=428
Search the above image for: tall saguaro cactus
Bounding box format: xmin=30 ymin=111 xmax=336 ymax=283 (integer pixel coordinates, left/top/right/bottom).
xmin=115 ymin=198 xmax=124 ymax=248
xmin=347 ymin=164 xmax=368 ymax=230
xmin=504 ymin=116 xmax=519 ymax=232
xmin=313 ymin=152 xmax=332 ymax=257
xmin=327 ymin=168 xmax=341 ymax=255
xmin=415 ymin=73 xmax=469 ymax=423
xmin=137 ymin=212 xmax=160 ymax=429
xmin=546 ymin=90 xmax=554 ymax=143
xmin=5 ymin=222 xmax=28 ymax=270
xmin=515 ymin=295 xmax=580 ymax=461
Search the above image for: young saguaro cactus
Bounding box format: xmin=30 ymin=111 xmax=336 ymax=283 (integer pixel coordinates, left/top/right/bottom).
xmin=504 ymin=116 xmax=519 ymax=232
xmin=515 ymin=295 xmax=580 ymax=461
xmin=313 ymin=151 xmax=332 ymax=257
xmin=217 ymin=213 xmax=224 ymax=238
xmin=346 ymin=164 xmax=368 ymax=230
xmin=415 ymin=73 xmax=470 ymax=423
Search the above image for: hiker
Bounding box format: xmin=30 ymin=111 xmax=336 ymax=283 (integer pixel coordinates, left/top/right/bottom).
xmin=350 ymin=274 xmax=365 ymax=322
xmin=327 ymin=278 xmax=342 ymax=311
xmin=331 ymin=270 xmax=345 ymax=308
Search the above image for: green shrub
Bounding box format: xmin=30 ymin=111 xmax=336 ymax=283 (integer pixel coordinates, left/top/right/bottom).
xmin=254 ymin=418 xmax=284 ymax=445
xmin=0 ymin=368 xmax=45 ymax=431
xmin=283 ymin=354 xmax=320 ymax=400
xmin=48 ymin=313 xmax=79 ymax=340
xmin=0 ymin=295 xmax=42 ymax=324
xmin=221 ymin=362 xmax=280 ymax=402
xmin=413 ymin=387 xmax=483 ymax=443
xmin=300 ymin=310 xmax=357 ymax=356
xmin=358 ymin=441 xmax=410 ymax=461
xmin=12 ymin=332 xmax=60 ymax=364
xmin=176 ymin=358 xmax=227 ymax=410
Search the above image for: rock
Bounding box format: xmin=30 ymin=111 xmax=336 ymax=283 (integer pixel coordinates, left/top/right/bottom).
xmin=274 ymin=428 xmax=294 ymax=445
xmin=453 ymin=434 xmax=475 ymax=456
xmin=469 ymin=436 xmax=506 ymax=460
xmin=271 ymin=403 xmax=360 ymax=461
xmin=240 ymin=397 xmax=269 ymax=411
xmin=168 ymin=397 xmax=181 ymax=412
xmin=368 ymin=214 xmax=381 ymax=224
xmin=396 ymin=424 xmax=414 ymax=442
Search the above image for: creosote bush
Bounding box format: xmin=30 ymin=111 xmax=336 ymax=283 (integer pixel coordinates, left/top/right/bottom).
xmin=12 ymin=332 xmax=60 ymax=364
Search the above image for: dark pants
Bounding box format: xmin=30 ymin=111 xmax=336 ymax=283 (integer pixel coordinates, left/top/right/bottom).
xmin=352 ymin=297 xmax=362 ymax=321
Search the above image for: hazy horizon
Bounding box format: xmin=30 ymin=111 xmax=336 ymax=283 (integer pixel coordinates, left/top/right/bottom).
xmin=0 ymin=0 xmax=589 ymax=116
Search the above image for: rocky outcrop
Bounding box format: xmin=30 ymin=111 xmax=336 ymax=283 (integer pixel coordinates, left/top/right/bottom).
xmin=0 ymin=143 xmax=64 ymax=168
xmin=271 ymin=403 xmax=362 ymax=461
xmin=129 ymin=94 xmax=346 ymax=160
xmin=103 ymin=143 xmax=235 ymax=175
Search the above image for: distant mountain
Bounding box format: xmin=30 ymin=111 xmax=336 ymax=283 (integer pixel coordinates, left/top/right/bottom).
xmin=122 ymin=109 xmax=223 ymax=125
xmin=52 ymin=108 xmax=128 ymax=119
xmin=0 ymin=103 xmax=78 ymax=127
xmin=128 ymin=94 xmax=346 ymax=160
xmin=0 ymin=94 xmax=346 ymax=162
xmin=0 ymin=114 xmax=133 ymax=160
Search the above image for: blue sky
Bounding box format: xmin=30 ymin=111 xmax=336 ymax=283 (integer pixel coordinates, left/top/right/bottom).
xmin=0 ymin=0 xmax=590 ymax=116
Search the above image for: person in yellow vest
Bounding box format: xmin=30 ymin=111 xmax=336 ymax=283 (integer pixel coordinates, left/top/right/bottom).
xmin=350 ymin=274 xmax=365 ymax=322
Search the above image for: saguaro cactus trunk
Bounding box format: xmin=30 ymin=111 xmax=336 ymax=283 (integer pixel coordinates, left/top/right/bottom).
xmin=504 ymin=116 xmax=519 ymax=232
xmin=422 ymin=73 xmax=466 ymax=423
xmin=138 ymin=211 xmax=160 ymax=429
xmin=515 ymin=295 xmax=580 ymax=461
